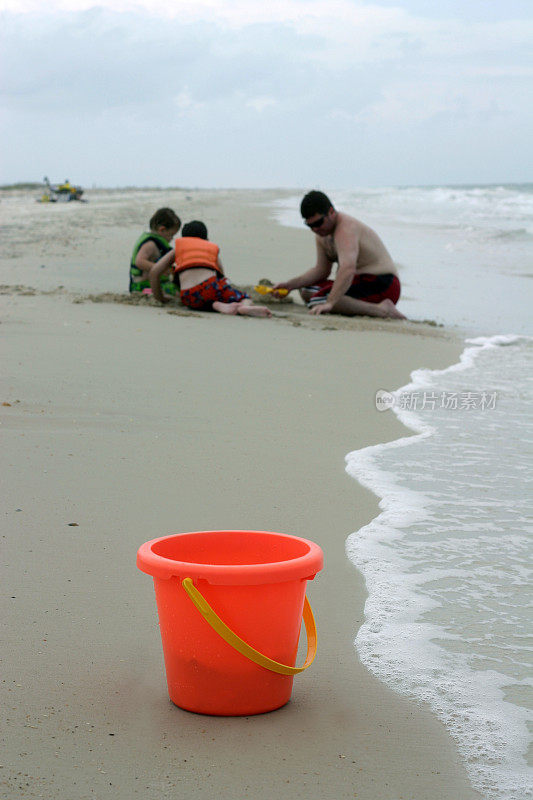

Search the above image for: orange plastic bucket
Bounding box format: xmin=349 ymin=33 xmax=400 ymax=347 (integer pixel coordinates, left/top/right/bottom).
xmin=136 ymin=530 xmax=323 ymax=716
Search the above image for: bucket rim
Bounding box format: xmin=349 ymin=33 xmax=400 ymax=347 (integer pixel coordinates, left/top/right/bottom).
xmin=136 ymin=529 xmax=323 ymax=585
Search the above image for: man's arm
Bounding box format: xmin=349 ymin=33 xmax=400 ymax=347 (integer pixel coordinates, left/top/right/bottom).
xmin=149 ymin=250 xmax=175 ymax=303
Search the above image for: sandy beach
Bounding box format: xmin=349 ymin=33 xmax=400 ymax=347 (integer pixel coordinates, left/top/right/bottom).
xmin=1 ymin=189 xmax=482 ymax=799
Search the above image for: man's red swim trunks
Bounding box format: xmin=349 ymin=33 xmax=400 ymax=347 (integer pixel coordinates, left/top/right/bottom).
xmin=307 ymin=273 xmax=401 ymax=308
xmin=180 ymin=275 xmax=249 ymax=310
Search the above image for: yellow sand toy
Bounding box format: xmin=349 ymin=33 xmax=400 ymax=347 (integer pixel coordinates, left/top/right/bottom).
xmin=254 ymin=285 xmax=289 ymax=297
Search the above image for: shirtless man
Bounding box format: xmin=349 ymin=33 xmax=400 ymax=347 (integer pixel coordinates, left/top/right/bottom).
xmin=273 ymin=191 xmax=406 ymax=319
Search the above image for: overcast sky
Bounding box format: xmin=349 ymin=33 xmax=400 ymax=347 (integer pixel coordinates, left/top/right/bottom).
xmin=1 ymin=0 xmax=532 ymax=188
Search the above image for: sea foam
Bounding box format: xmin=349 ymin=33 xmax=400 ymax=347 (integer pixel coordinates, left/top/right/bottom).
xmin=346 ymin=335 xmax=533 ymax=800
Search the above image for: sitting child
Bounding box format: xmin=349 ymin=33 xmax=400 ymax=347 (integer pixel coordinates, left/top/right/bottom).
xmin=129 ymin=208 xmax=181 ymax=295
xmin=150 ymin=220 xmax=271 ymax=317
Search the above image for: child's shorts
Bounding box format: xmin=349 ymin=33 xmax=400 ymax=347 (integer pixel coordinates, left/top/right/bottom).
xmin=180 ymin=276 xmax=249 ymax=310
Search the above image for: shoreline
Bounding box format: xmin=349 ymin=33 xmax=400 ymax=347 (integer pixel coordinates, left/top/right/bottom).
xmin=1 ymin=189 xmax=482 ymax=799
xmin=345 ymin=334 xmax=532 ymax=800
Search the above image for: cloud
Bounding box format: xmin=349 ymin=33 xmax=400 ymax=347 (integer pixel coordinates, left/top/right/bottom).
xmin=246 ymin=96 xmax=277 ymax=113
xmin=1 ymin=10 xmax=317 ymax=112
xmin=1 ymin=2 xmax=532 ymax=186
xmin=349 ymin=72 xmax=531 ymax=127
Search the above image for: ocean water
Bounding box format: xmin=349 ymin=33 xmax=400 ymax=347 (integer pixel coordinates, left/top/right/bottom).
xmin=273 ymin=185 xmax=533 ymax=799
xmin=347 ymin=335 xmax=532 ymax=800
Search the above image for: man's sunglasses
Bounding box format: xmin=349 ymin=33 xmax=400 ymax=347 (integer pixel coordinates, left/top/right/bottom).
xmin=304 ymin=215 xmax=326 ymax=230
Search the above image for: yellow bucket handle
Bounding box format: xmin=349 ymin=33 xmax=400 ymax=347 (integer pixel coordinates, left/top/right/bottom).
xmin=182 ymin=577 xmax=317 ymax=676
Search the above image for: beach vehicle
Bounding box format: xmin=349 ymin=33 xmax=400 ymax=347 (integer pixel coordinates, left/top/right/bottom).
xmin=38 ymin=177 xmax=86 ymax=203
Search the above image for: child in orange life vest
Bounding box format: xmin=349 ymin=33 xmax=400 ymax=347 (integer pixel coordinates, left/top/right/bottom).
xmin=150 ymin=220 xmax=271 ymax=317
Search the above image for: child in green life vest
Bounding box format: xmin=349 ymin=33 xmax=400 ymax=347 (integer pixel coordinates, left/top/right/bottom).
xmin=129 ymin=208 xmax=181 ymax=295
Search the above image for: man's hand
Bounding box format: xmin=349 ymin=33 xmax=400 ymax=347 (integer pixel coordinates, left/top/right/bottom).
xmin=309 ymin=301 xmax=333 ymax=315
xmin=272 ymin=282 xmax=292 ymax=298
